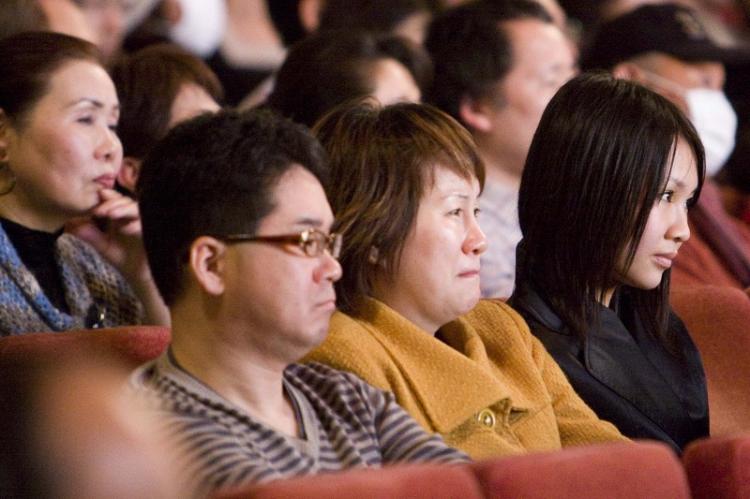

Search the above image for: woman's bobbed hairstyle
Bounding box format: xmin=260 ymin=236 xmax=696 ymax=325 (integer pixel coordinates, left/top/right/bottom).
xmin=0 ymin=31 xmax=101 ymax=126
xmin=516 ymin=71 xmax=705 ymax=347
xmin=314 ymin=101 xmax=484 ymax=314
xmin=268 ymin=29 xmax=432 ymax=128
xmin=111 ymin=43 xmax=224 ymax=160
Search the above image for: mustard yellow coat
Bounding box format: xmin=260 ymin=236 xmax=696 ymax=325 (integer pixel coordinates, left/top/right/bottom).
xmin=305 ymin=298 xmax=626 ymax=459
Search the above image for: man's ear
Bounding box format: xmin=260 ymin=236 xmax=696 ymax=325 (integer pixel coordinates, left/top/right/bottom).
xmin=117 ymin=157 xmax=142 ymax=193
xmin=612 ymin=61 xmax=644 ymax=83
xmin=188 ymin=236 xmax=227 ymax=296
xmin=298 ymin=0 xmax=323 ymax=34
xmin=458 ymin=95 xmax=493 ymax=133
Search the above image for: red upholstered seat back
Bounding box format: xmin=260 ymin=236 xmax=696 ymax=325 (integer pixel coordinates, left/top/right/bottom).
xmin=213 ymin=442 xmax=688 ymax=499
xmin=471 ymin=442 xmax=689 ymax=499
xmin=671 ymin=285 xmax=750 ymax=436
xmin=213 ymin=463 xmax=484 ymax=499
xmin=684 ymin=435 xmax=750 ymax=499
xmin=0 ymin=326 xmax=170 ymax=368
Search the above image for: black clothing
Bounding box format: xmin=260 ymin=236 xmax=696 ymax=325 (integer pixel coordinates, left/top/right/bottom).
xmin=1 ymin=218 xmax=68 ymax=313
xmin=509 ymin=283 xmax=709 ymax=454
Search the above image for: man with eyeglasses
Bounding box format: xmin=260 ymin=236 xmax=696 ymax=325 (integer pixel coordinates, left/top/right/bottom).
xmin=131 ymin=109 xmax=467 ymax=496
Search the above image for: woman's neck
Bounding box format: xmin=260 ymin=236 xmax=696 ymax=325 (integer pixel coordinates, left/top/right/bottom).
xmin=599 ymin=287 xmax=616 ymax=307
xmin=0 ymin=195 xmax=65 ymax=233
xmin=368 ymin=290 xmax=441 ymax=336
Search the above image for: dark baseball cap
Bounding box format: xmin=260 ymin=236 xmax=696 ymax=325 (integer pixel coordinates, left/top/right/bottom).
xmin=582 ymin=3 xmax=750 ymax=70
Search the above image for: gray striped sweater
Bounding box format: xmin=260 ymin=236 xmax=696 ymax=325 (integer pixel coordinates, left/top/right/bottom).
xmin=130 ymin=354 xmax=468 ymax=495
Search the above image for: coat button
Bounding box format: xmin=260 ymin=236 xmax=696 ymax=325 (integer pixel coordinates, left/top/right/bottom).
xmin=477 ymin=409 xmax=496 ymax=428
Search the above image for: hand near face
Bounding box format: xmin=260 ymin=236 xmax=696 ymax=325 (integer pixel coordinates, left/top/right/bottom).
xmin=67 ymin=189 xmax=149 ymax=284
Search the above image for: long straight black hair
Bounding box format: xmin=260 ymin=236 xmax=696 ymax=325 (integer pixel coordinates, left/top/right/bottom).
xmin=516 ymin=72 xmax=705 ymax=352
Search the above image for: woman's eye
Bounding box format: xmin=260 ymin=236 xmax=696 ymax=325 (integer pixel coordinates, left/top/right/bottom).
xmin=449 ymin=208 xmax=463 ymax=216
xmin=77 ymin=116 xmax=94 ymax=125
xmin=473 ymin=208 xmax=481 ymax=218
xmin=660 ymin=191 xmax=674 ymax=203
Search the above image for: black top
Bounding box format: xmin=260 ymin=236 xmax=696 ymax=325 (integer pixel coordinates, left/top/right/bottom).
xmin=1 ymin=218 xmax=69 ymax=313
xmin=509 ymin=282 xmax=709 ymax=454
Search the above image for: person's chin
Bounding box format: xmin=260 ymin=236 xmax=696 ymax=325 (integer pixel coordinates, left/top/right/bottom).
xmin=455 ymin=293 xmax=481 ymax=318
xmin=628 ymin=273 xmax=664 ymax=290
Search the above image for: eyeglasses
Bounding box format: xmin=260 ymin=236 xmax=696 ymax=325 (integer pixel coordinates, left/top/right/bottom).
xmin=219 ymin=229 xmax=343 ymax=259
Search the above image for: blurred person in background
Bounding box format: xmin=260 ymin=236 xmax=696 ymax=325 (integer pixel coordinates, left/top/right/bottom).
xmin=583 ymin=3 xmax=750 ymax=291
xmin=123 ymin=0 xmax=227 ymax=57
xmin=266 ymin=30 xmax=429 ymax=127
xmin=318 ymin=0 xmax=434 ymax=44
xmin=265 ymin=0 xmax=324 ymax=47
xmin=244 ymin=0 xmax=434 ymax=109
xmin=425 ymin=0 xmax=577 ymax=298
xmin=0 ymin=353 xmax=184 ymax=498
xmin=0 ymin=0 xmax=48 ymax=41
xmin=38 ymin=0 xmax=97 ymax=43
xmin=110 ymin=43 xmax=222 ymax=195
xmin=73 ymin=0 xmax=128 ymax=62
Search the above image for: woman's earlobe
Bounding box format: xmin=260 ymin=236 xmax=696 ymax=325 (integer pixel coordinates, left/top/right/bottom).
xmin=368 ymin=246 xmax=380 ymax=264
xmin=117 ymin=157 xmax=142 ymax=193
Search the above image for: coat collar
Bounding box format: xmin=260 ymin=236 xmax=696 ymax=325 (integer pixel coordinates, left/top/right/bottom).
xmin=511 ymin=284 xmax=703 ymax=435
xmin=354 ymin=298 xmax=529 ymax=433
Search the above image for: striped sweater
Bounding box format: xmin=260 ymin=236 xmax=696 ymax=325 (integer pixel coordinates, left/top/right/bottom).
xmin=130 ymin=354 xmax=468 ymax=495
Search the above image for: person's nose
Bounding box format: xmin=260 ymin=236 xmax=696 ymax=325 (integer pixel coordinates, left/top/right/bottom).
xmin=668 ymin=205 xmax=691 ymax=244
xmin=314 ymin=251 xmax=343 ymax=283
xmin=463 ymin=215 xmax=488 ymax=255
xmin=95 ymin=126 xmax=122 ymax=164
xmin=697 ymin=62 xmax=726 ymax=90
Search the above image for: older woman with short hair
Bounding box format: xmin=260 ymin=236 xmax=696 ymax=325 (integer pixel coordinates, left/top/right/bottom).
xmin=305 ymin=102 xmax=626 ymax=459
xmin=0 ymin=31 xmax=167 ymax=334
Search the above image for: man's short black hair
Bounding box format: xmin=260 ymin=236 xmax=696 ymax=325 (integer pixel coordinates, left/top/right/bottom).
xmin=137 ymin=109 xmax=328 ymax=306
xmin=265 ymin=0 xmax=306 ymax=46
xmin=424 ymin=0 xmax=552 ymax=125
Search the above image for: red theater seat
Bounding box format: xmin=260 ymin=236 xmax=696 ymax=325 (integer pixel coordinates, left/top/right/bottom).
xmin=671 ymin=285 xmax=750 ymax=436
xmin=472 ymin=442 xmax=688 ymax=499
xmin=0 ymin=325 xmax=170 ymax=368
xmin=214 ymin=442 xmax=688 ymax=499
xmin=684 ymin=435 xmax=750 ymax=499
xmin=213 ymin=463 xmax=484 ymax=499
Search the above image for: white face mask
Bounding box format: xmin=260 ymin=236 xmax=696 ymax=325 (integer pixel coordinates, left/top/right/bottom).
xmin=685 ymin=88 xmax=737 ymax=177
xmin=637 ymin=68 xmax=737 ymax=177
xmin=168 ymin=0 xmax=227 ymax=58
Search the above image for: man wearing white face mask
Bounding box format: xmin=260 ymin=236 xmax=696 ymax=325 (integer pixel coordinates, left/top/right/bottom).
xmin=583 ymin=3 xmax=750 ymax=291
